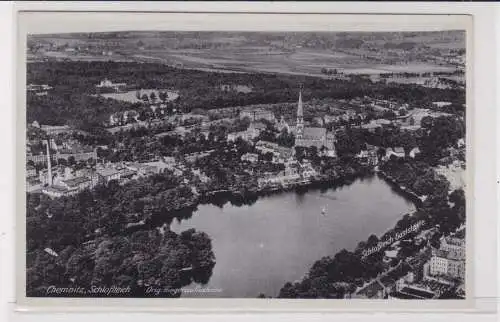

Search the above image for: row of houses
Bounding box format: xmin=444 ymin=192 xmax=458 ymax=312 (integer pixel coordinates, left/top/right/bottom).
xmin=35 ymin=158 xmax=181 ymax=198
xmin=257 ymin=160 xmax=318 ymax=189
xmin=108 ymin=110 xmax=140 ymax=126
xmin=227 ymin=122 xmax=266 ymax=142
xmin=254 ymin=141 xmax=294 ymax=162
xmin=96 ymin=79 xmax=127 ymax=92
xmin=27 ymin=84 xmax=53 ymax=96
xmin=354 ymin=145 xmax=421 ymax=166
xmin=239 ymin=109 xmax=276 ymax=122
xmin=27 ymin=147 xmax=97 ymax=165
xmin=30 ymin=122 xmax=73 ymax=136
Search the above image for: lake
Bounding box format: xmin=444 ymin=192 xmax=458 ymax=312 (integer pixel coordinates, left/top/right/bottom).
xmin=170 ymin=175 xmax=415 ymax=298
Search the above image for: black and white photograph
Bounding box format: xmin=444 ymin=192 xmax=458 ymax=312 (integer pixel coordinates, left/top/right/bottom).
xmin=21 ymin=14 xmax=469 ymax=303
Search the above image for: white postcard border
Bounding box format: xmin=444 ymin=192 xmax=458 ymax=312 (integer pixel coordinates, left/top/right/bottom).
xmin=9 ymin=1 xmax=498 ymax=315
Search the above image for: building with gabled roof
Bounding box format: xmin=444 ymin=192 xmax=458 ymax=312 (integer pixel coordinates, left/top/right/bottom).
xmin=293 ymin=90 xmax=336 ymax=155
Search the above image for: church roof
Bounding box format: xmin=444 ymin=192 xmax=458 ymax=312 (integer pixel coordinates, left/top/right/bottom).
xmin=253 ymin=122 xmax=267 ymax=130
xmin=303 ymin=127 xmax=326 ymax=138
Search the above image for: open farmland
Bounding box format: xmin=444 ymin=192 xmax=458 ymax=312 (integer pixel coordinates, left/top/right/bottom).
xmin=29 ymin=31 xmax=465 ymax=79
xmin=127 ymin=48 xmax=457 ymax=78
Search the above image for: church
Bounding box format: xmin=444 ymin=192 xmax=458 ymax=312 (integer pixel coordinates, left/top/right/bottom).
xmin=292 ymin=90 xmax=336 ymax=157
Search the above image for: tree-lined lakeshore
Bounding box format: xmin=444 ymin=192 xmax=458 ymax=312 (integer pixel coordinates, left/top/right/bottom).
xmin=26 ymin=165 xmax=375 ymax=297
xmin=277 ymin=162 xmax=465 ymax=299
xmin=26 ymin=173 xmax=215 ymax=297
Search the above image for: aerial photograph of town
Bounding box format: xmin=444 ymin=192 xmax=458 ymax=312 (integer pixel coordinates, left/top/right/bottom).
xmin=25 ymin=30 xmax=466 ymax=300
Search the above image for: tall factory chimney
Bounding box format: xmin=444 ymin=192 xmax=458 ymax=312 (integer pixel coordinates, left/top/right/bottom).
xmin=45 ymin=139 xmax=53 ymax=186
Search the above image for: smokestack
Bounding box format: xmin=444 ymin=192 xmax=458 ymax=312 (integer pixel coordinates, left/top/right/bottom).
xmin=45 ymin=139 xmax=52 ymax=186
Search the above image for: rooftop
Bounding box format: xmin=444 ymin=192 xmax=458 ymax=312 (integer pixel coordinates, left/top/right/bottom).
xmin=444 ymin=236 xmax=465 ymax=247
xmin=252 ymin=122 xmax=267 ymax=130
xmin=27 ymin=178 xmax=41 ymax=185
xmin=120 ymin=169 xmax=137 ymax=177
xmin=390 ymin=292 xmax=421 ymax=300
xmin=357 ymin=281 xmax=384 ymax=298
xmin=62 ymin=176 xmax=90 ymax=187
xmin=379 ymin=276 xmax=397 ymax=288
xmin=144 ymin=161 xmax=169 ymax=169
xmin=40 ymin=124 xmax=71 ymax=130
xmin=303 ymin=127 xmax=327 ymax=138
xmin=97 ymin=168 xmax=121 ymax=177
xmin=375 ymin=119 xmax=392 ymax=125
xmin=399 ymin=286 xmax=435 ymax=299
xmin=361 ymin=123 xmax=382 ymax=130
xmin=43 ymin=185 xmax=70 ymax=193
xmin=384 ymin=250 xmax=399 ymax=258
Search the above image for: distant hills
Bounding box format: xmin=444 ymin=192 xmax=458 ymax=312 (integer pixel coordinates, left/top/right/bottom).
xmin=29 ymin=30 xmax=465 ymax=52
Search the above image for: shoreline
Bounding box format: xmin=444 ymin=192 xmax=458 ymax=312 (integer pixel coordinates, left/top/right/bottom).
xmin=273 ymin=167 xmax=426 ymax=298
xmin=195 ymin=168 xmax=374 ymax=209
xmin=376 ymin=170 xmax=424 ymax=208
xmin=143 ymin=166 xmax=424 ymax=233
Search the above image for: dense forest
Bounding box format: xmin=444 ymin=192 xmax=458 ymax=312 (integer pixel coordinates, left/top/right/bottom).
xmin=26 ymin=171 xmax=215 ymax=297
xmin=332 ymin=114 xmax=465 ymax=165
xmin=27 ymin=61 xmax=465 ymax=128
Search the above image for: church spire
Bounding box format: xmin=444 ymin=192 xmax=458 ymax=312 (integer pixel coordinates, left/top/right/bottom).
xmin=297 ymin=90 xmax=303 ymax=118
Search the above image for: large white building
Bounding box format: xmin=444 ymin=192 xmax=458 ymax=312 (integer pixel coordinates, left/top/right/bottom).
xmin=240 ymin=109 xmax=276 ymax=122
xmin=227 ymin=122 xmax=262 ymax=142
xmin=96 ymin=78 xmax=127 ymax=92
xmin=427 ymin=236 xmax=465 ymax=281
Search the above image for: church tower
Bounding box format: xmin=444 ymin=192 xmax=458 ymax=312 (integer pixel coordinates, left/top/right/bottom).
xmin=296 ymin=89 xmax=304 ymax=139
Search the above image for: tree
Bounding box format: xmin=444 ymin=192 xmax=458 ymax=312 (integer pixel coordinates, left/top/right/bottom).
xmin=57 ymin=158 xmax=68 ymax=167
xmin=307 ymin=146 xmax=319 ymax=160
xmin=295 ymin=146 xmax=306 ymax=162
xmin=377 ymin=147 xmax=386 ymax=161
xmin=449 ymin=189 xmax=466 ymax=221
xmin=138 ymin=110 xmax=149 ymax=122
xmin=398 ymin=131 xmax=417 ymax=155
xmin=276 ymin=128 xmax=295 ymax=148
xmin=150 ymin=91 xmax=157 ymax=103
xmin=141 ymin=94 xmax=149 ymax=103
xmin=382 ymin=110 xmax=397 ymax=120
xmin=366 ymin=234 xmax=379 ymax=248
xmin=159 ymin=91 xmax=167 ymax=103
xmin=420 ymin=116 xmax=434 ymax=129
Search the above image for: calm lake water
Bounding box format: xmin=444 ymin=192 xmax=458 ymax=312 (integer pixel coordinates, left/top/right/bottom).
xmin=170 ymin=175 xmax=415 ymax=298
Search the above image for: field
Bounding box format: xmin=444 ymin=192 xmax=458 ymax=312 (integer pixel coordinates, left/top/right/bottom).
xmin=124 ymin=47 xmax=459 ymax=78
xmin=99 ymin=89 xmax=179 ymax=103
xmin=29 ymin=31 xmax=465 ymax=79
